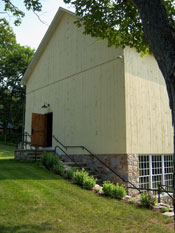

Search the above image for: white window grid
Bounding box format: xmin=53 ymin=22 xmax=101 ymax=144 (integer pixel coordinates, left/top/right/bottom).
xmin=164 ymin=155 xmax=173 ymax=192
xmin=139 ymin=155 xmax=150 ymax=190
xmin=152 ymin=155 xmax=162 ymax=190
xmin=139 ymin=155 xmax=173 ymax=193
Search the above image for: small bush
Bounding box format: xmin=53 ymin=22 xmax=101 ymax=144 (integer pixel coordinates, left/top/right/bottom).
xmin=74 ymin=168 xmax=89 ymax=185
xmin=130 ymin=198 xmax=136 ymax=204
xmin=73 ymin=168 xmax=96 ymax=189
xmin=102 ymin=181 xmax=115 ymax=196
xmin=41 ymin=152 xmax=59 ymax=170
xmin=140 ymin=192 xmax=156 ymax=209
xmin=112 ymin=184 xmax=126 ymax=199
xmin=96 ymin=188 xmax=101 ymax=193
xmin=66 ymin=167 xmax=76 ymax=179
xmin=161 ymin=206 xmax=169 ymax=213
xmin=53 ymin=163 xmax=65 ymax=175
xmin=83 ymin=176 xmax=97 ymax=190
xmin=103 ymin=181 xmax=126 ymax=199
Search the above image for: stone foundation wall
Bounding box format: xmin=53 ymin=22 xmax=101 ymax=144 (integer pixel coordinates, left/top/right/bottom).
xmin=15 ymin=150 xmax=35 ymax=160
xmin=15 ymin=149 xmax=140 ymax=195
xmin=15 ymin=149 xmax=54 ymax=161
xmin=61 ymin=153 xmax=140 ymax=194
xmin=127 ymin=154 xmax=139 ymax=194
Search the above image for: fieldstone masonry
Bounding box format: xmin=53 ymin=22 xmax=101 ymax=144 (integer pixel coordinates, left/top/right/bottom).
xmin=127 ymin=154 xmax=140 ymax=187
xmin=61 ymin=153 xmax=140 ymax=195
xmin=15 ymin=149 xmax=55 ymax=161
xmin=15 ymin=149 xmax=140 ymax=195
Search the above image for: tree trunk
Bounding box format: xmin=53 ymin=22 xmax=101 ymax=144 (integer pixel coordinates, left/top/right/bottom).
xmin=170 ymin=80 xmax=175 ymax=227
xmin=131 ymin=0 xmax=175 ymax=226
xmin=131 ymin=0 xmax=175 ymax=111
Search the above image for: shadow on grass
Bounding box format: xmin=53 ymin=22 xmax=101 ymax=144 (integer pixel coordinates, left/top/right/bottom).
xmin=0 ymin=159 xmax=62 ymax=181
xmin=0 ymin=222 xmax=53 ymax=233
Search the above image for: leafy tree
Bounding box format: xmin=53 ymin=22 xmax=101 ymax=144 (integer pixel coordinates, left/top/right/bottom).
xmin=1 ymin=0 xmax=42 ymax=25
xmin=0 ymin=18 xmax=34 ymax=142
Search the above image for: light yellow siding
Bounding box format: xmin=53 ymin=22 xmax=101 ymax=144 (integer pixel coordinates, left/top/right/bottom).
xmin=25 ymin=13 xmax=126 ymax=154
xmin=124 ymin=47 xmax=173 ymax=154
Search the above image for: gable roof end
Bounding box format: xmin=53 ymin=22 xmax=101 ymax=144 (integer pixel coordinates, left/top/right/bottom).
xmin=22 ymin=7 xmax=76 ymax=85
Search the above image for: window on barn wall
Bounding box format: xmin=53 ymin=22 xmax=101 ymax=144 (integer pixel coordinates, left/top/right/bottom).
xmin=138 ymin=155 xmax=173 ymax=193
xmin=164 ymin=155 xmax=173 ymax=192
xmin=152 ymin=155 xmax=162 ymax=190
xmin=139 ymin=155 xmax=150 ymax=190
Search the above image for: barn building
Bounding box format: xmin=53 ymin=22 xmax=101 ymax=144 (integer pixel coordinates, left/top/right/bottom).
xmin=19 ymin=7 xmax=173 ymax=191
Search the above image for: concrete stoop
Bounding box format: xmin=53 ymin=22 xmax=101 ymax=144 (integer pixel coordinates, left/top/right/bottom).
xmin=15 ymin=149 xmax=55 ymax=161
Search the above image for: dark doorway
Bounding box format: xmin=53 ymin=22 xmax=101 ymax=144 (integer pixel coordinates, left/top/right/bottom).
xmin=31 ymin=113 xmax=47 ymax=147
xmin=46 ymin=112 xmax=53 ymax=147
xmin=31 ymin=112 xmax=53 ymax=147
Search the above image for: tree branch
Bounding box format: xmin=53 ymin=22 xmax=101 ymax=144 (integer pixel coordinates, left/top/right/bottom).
xmin=32 ymin=10 xmax=48 ymax=26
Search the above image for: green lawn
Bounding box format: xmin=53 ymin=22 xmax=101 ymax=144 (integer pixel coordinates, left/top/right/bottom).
xmin=0 ymin=144 xmax=174 ymax=233
xmin=0 ymin=143 xmax=15 ymax=159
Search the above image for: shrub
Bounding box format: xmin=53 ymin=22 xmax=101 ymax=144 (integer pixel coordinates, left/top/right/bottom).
xmin=130 ymin=198 xmax=136 ymax=204
xmin=41 ymin=152 xmax=59 ymax=170
xmin=66 ymin=167 xmax=76 ymax=179
xmin=102 ymin=181 xmax=126 ymax=199
xmin=102 ymin=181 xmax=115 ymax=196
xmin=83 ymin=175 xmax=97 ymax=190
xmin=53 ymin=163 xmax=65 ymax=175
xmin=96 ymin=187 xmax=101 ymax=193
xmin=161 ymin=206 xmax=169 ymax=213
xmin=140 ymin=192 xmax=156 ymax=209
xmin=112 ymin=184 xmax=126 ymax=199
xmin=74 ymin=168 xmax=89 ymax=185
xmin=73 ymin=168 xmax=96 ymax=189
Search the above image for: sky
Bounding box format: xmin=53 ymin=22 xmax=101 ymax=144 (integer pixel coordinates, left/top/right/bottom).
xmin=1 ymin=0 xmax=74 ymax=49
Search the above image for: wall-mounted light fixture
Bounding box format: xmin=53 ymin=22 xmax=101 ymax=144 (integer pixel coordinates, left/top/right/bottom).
xmin=116 ymin=55 xmax=123 ymax=59
xmin=41 ymin=103 xmax=50 ymax=108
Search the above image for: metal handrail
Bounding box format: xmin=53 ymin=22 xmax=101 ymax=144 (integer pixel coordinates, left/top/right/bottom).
xmin=158 ymin=184 xmax=173 ymax=202
xmin=18 ymin=132 xmax=33 ymax=150
xmin=127 ymin=183 xmax=174 ymax=203
xmin=55 ymin=145 xmax=84 ymax=169
xmin=52 ymin=135 xmax=140 ymax=191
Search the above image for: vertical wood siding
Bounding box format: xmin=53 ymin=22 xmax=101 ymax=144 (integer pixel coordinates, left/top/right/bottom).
xmin=124 ymin=47 xmax=173 ymax=154
xmin=25 ymin=13 xmax=126 ymax=154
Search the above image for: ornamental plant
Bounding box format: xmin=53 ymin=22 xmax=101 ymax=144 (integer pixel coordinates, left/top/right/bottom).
xmin=74 ymin=168 xmax=89 ymax=185
xmin=82 ymin=175 xmax=97 ymax=190
xmin=112 ymin=184 xmax=126 ymax=199
xmin=103 ymin=181 xmax=126 ymax=199
xmin=130 ymin=198 xmax=136 ymax=204
xmin=102 ymin=181 xmax=115 ymax=196
xmin=140 ymin=192 xmax=156 ymax=209
xmin=66 ymin=167 xmax=76 ymax=179
xmin=41 ymin=152 xmax=59 ymax=170
xmin=74 ymin=168 xmax=97 ymax=189
xmin=161 ymin=206 xmax=169 ymax=213
xmin=53 ymin=163 xmax=65 ymax=175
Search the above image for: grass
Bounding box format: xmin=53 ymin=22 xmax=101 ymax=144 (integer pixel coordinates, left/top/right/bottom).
xmin=0 ymin=143 xmax=15 ymax=159
xmin=0 ymin=144 xmax=174 ymax=233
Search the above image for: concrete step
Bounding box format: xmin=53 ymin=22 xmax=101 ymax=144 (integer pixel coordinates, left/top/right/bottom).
xmin=63 ymin=161 xmax=87 ymax=167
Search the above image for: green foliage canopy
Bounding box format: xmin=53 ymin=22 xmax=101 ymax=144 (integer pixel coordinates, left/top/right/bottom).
xmin=1 ymin=0 xmax=175 ymax=55
xmin=63 ymin=0 xmax=175 ymax=55
xmin=0 ymin=18 xmax=34 ymax=142
xmin=1 ymin=0 xmax=42 ymax=25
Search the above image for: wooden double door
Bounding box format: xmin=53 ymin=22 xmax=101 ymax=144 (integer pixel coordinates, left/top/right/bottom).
xmin=31 ymin=112 xmax=53 ymax=147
